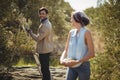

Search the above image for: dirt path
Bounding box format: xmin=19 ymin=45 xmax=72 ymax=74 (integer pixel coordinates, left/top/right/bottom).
xmin=3 ymin=66 xmax=67 ymax=80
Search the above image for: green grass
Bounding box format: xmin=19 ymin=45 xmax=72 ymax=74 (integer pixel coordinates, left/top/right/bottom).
xmin=14 ymin=57 xmax=61 ymax=67
xmin=14 ymin=58 xmax=36 ymax=67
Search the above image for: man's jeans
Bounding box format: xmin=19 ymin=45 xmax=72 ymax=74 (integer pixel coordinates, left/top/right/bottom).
xmin=39 ymin=53 xmax=51 ymax=80
xmin=66 ymin=61 xmax=90 ymax=80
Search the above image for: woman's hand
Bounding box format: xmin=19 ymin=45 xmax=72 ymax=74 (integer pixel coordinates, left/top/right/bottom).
xmin=60 ymin=59 xmax=68 ymax=66
xmin=64 ymin=60 xmax=79 ymax=67
xmin=61 ymin=58 xmax=80 ymax=67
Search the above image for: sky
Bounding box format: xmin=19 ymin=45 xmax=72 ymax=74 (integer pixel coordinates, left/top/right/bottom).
xmin=64 ymin=0 xmax=98 ymax=11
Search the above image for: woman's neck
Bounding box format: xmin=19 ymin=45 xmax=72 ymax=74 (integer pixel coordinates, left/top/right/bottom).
xmin=76 ymin=24 xmax=82 ymax=33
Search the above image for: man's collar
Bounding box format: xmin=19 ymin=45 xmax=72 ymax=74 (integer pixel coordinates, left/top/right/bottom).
xmin=40 ymin=18 xmax=48 ymax=23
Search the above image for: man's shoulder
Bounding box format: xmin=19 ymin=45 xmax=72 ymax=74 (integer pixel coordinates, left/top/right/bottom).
xmin=41 ymin=21 xmax=52 ymax=31
xmin=43 ymin=19 xmax=51 ymax=26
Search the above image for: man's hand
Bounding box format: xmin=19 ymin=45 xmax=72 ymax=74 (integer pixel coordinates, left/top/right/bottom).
xmin=25 ymin=28 xmax=32 ymax=33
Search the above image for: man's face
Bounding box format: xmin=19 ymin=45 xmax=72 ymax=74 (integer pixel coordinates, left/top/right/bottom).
xmin=39 ymin=10 xmax=47 ymax=19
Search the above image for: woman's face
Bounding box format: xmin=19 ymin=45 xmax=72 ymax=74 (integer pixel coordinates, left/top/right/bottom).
xmin=39 ymin=10 xmax=47 ymax=19
xmin=70 ymin=14 xmax=76 ymax=27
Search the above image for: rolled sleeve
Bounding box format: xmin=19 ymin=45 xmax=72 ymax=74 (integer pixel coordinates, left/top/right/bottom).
xmin=30 ymin=24 xmax=50 ymax=42
xmin=30 ymin=32 xmax=38 ymax=42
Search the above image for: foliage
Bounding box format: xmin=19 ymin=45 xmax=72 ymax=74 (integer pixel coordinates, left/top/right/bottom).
xmin=85 ymin=0 xmax=120 ymax=80
xmin=14 ymin=0 xmax=73 ymax=37
xmin=0 ymin=25 xmax=13 ymax=67
xmin=0 ymin=0 xmax=73 ymax=68
xmin=50 ymin=57 xmax=60 ymax=67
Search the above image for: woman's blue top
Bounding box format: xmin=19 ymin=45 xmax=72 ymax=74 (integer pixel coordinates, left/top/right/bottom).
xmin=67 ymin=27 xmax=88 ymax=60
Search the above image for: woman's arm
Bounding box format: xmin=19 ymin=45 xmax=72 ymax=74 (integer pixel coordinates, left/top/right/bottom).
xmin=60 ymin=31 xmax=71 ymax=64
xmin=79 ymin=30 xmax=95 ymax=63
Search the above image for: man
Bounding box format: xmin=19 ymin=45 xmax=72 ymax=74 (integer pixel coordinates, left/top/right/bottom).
xmin=26 ymin=7 xmax=53 ymax=80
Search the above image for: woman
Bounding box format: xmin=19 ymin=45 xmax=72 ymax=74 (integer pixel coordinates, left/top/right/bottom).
xmin=60 ymin=11 xmax=95 ymax=80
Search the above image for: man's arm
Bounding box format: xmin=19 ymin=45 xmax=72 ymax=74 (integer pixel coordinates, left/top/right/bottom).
xmin=29 ymin=25 xmax=50 ymax=42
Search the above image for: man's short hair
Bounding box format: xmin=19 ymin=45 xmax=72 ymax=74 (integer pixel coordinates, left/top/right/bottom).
xmin=39 ymin=7 xmax=48 ymax=14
